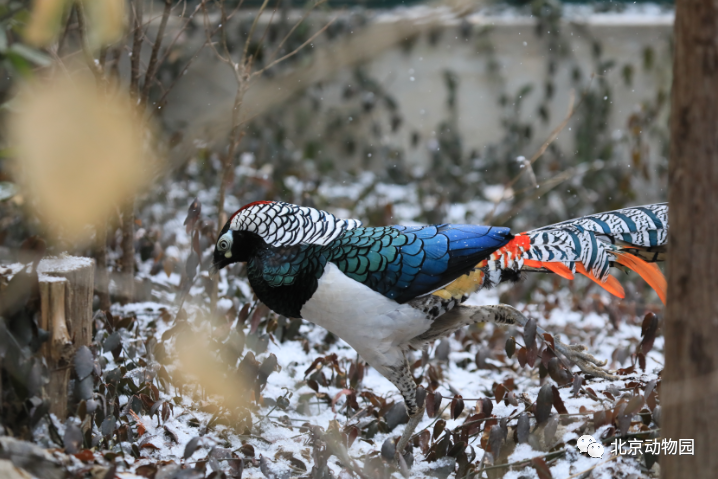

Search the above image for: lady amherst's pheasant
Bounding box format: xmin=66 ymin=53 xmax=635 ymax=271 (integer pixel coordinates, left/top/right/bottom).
xmin=212 ymin=200 xmax=668 ymax=462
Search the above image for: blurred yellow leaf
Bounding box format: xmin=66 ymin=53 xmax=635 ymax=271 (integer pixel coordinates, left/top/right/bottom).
xmin=82 ymin=0 xmax=126 ymax=49
xmin=12 ymin=74 xmax=154 ymax=244
xmin=175 ymin=329 xmax=251 ymax=410
xmin=25 ymin=0 xmax=69 ymax=47
xmin=25 ymin=0 xmax=125 ymax=50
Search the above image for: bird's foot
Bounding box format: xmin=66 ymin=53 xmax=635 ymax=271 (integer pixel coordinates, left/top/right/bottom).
xmin=485 ymin=305 xmax=618 ymax=380
xmin=394 ymin=406 xmax=424 ymax=473
xmin=551 ymin=339 xmax=618 ymax=380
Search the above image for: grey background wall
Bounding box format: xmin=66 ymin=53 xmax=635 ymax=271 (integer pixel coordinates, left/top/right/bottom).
xmin=158 ymin=5 xmax=673 ymax=211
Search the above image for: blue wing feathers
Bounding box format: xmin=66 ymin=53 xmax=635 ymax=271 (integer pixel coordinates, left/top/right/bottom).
xmin=421 ymin=259 xmax=448 ymax=276
xmin=327 ymin=224 xmax=511 ymax=303
xmin=402 ymin=238 xmax=423 ymax=256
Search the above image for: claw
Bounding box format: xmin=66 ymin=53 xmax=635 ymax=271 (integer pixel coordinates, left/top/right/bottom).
xmin=396 ymin=451 xmax=410 ymax=478
xmin=553 ymin=338 xmax=617 ymax=379
xmin=491 ymin=305 xmax=618 ymax=380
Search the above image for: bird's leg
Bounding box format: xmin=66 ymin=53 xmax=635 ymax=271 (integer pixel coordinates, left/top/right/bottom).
xmin=390 ymin=354 xmax=425 ymax=464
xmin=471 ymin=304 xmax=618 ymax=380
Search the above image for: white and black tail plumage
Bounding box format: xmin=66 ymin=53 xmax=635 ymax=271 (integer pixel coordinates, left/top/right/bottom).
xmin=432 ymin=203 xmax=668 ymax=303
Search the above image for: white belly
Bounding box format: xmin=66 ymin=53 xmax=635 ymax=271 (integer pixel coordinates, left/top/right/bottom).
xmin=300 ymin=262 xmax=431 ymax=371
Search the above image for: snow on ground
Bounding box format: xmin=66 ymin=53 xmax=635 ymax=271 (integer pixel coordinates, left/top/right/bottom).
xmin=0 ymin=171 xmax=662 ymax=479
xmin=101 ymin=281 xmax=661 ymax=478
xmin=110 ymin=173 xmax=664 ymax=478
xmin=378 ymin=3 xmax=674 ymax=26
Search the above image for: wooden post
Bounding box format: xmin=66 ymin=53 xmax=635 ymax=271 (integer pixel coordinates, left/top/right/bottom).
xmin=37 ymin=256 xmax=95 ymax=419
xmin=39 ymin=278 xmax=72 ymax=418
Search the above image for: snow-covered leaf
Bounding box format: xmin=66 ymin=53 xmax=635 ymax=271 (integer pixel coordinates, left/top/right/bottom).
xmin=0 ymin=182 xmax=17 ymax=202
xmin=535 ymin=384 xmax=553 ymax=424
xmin=101 ymin=416 xmax=116 ymax=437
xmin=103 ymin=332 xmax=122 ymax=353
xmin=73 ymin=346 xmax=94 ymax=380
xmin=63 ymin=423 xmax=82 ymax=454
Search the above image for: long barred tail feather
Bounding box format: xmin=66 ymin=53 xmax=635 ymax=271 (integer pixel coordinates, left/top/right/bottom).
xmin=520 ymin=202 xmax=667 ymax=303
xmin=613 ymin=251 xmax=666 ymax=303
xmin=432 ymin=203 xmax=668 ymax=304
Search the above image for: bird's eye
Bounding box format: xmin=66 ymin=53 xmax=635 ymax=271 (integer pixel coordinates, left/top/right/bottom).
xmin=219 ymin=239 xmax=229 ymax=250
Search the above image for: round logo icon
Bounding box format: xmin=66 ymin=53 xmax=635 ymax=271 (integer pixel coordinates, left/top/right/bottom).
xmin=587 ymin=442 xmax=605 ymax=458
xmin=577 ymin=435 xmax=596 ymax=453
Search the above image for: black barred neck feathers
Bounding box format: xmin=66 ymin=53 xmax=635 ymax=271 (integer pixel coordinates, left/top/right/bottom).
xmin=229 ymin=201 xmax=362 ymax=247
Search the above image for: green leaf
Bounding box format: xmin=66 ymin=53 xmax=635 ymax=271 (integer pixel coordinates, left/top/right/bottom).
xmin=9 ymin=43 xmax=51 ymax=66
xmin=4 ymin=55 xmax=32 ymax=78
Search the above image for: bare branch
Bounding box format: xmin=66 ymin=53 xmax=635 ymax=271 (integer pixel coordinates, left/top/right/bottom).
xmin=264 ymin=0 xmax=328 ymax=67
xmin=202 ymin=2 xmax=231 ymax=64
xmin=251 ymin=16 xmax=336 ymax=79
xmin=226 ymin=0 xmax=247 ymax=20
xmin=154 ymin=0 xmax=236 ymax=115
xmin=153 ymin=43 xmax=207 ymax=114
xmin=241 ymin=0 xmax=271 ymax=62
xmin=156 ymin=0 xmax=211 ymax=78
xmin=219 ymin=0 xmax=232 ymax=60
xmin=482 ymin=85 xmax=586 ymax=223
xmin=129 ymin=0 xmax=144 ymax=98
xmin=154 ymin=0 xmax=256 ymax=113
xmin=528 ymin=89 xmax=577 ymax=166
xmin=253 ymin=0 xmax=281 ymax=71
xmin=492 ymin=160 xmax=604 ymax=225
xmin=141 ymin=0 xmax=173 ymax=105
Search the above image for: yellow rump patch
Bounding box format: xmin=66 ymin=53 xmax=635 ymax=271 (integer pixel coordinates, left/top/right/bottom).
xmin=432 ymin=261 xmax=487 ymax=301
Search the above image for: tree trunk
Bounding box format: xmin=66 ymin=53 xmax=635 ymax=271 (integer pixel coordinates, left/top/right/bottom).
xmin=663 ymin=0 xmax=718 ymax=476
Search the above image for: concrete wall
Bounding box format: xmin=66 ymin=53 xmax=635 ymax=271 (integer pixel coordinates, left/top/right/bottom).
xmin=162 ymin=6 xmax=673 ymax=179
xmin=366 ymin=11 xmax=673 ymax=167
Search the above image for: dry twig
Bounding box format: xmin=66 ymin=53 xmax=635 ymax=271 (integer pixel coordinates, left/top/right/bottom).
xmin=251 ymin=15 xmax=337 ymax=79
xmin=141 ymin=0 xmax=174 ymax=105
xmin=483 ymin=90 xmax=577 ymax=223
